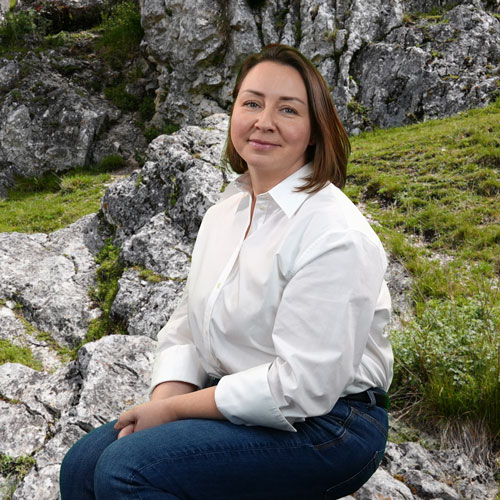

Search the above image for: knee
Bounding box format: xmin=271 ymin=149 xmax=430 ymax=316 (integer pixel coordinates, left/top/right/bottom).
xmin=93 ymin=438 xmax=135 ymax=497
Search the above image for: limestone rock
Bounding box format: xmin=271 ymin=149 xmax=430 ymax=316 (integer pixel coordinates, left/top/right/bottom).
xmin=140 ymin=0 xmax=500 ymax=134
xmin=101 ymin=114 xmax=230 ymax=242
xmin=0 ymin=304 xmax=62 ymax=371
xmin=0 ymin=49 xmax=147 ymax=196
xmin=111 ymin=267 xmax=185 ymax=338
xmin=352 ymin=468 xmax=415 ymax=499
xmin=67 ymin=334 xmax=155 ymax=429
xmin=0 ymin=401 xmax=48 ymax=457
xmin=0 ymin=214 xmax=101 ymax=347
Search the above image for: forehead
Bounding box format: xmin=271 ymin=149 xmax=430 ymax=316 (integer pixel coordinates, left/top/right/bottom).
xmin=239 ymin=61 xmax=307 ymax=99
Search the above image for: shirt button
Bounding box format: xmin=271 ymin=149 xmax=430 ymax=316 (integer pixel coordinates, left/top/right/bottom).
xmin=216 ymin=282 xmax=221 ymax=288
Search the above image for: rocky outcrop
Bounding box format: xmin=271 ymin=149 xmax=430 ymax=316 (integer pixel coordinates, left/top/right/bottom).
xmin=1 ymin=114 xmax=497 ymax=499
xmin=0 ymin=45 xmax=151 ymax=197
xmin=142 ymin=0 xmax=500 ymax=133
xmin=0 ymin=214 xmax=104 ymax=348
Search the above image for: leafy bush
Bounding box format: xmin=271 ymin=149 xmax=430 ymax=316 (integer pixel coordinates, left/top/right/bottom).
xmin=392 ymin=293 xmax=500 ymax=439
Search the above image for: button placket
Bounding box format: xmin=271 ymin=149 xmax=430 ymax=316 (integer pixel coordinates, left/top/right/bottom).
xmin=201 ymin=196 xmax=251 ymax=369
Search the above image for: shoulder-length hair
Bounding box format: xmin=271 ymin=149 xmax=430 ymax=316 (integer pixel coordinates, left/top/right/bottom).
xmin=223 ymin=43 xmax=350 ymax=192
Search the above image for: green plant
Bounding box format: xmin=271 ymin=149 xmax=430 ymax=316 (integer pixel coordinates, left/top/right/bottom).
xmin=96 ymin=154 xmax=126 ymax=172
xmin=0 ymin=338 xmax=42 ymax=370
xmin=104 ymin=83 xmax=138 ymax=112
xmin=139 ymin=95 xmax=155 ymax=121
xmin=0 ymin=454 xmax=35 ymax=498
xmin=85 ymin=239 xmax=126 ymax=343
xmin=0 ymin=168 xmax=111 ymax=233
xmin=96 ymin=0 xmax=143 ymax=67
xmin=144 ymin=121 xmax=180 ymax=142
xmin=392 ymin=293 xmax=500 ymax=438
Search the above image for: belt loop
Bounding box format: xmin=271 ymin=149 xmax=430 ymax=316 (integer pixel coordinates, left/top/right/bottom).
xmin=367 ymin=390 xmax=376 ymax=408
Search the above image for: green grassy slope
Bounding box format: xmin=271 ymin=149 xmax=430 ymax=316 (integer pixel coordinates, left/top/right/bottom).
xmin=346 ymin=99 xmax=500 ymax=443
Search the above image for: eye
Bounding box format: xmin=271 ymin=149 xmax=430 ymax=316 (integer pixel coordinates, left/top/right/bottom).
xmin=243 ymin=101 xmax=259 ymax=109
xmin=282 ymin=107 xmax=298 ymax=115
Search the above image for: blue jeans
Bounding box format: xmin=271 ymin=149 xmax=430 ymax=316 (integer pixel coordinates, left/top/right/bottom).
xmin=59 ymin=392 xmax=388 ymax=500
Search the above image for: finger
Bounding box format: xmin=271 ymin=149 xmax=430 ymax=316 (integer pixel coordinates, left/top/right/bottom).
xmin=117 ymin=423 xmax=135 ymax=439
xmin=114 ymin=410 xmax=135 ymax=430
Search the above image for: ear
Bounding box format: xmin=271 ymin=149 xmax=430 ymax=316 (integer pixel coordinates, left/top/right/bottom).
xmin=308 ymin=135 xmax=316 ymax=146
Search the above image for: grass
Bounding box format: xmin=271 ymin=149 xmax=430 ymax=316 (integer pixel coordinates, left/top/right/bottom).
xmin=0 ymin=339 xmax=42 ymax=371
xmin=95 ymin=1 xmax=143 ymax=68
xmin=346 ymin=98 xmax=500 ymax=444
xmin=84 ymin=239 xmax=127 ymax=344
xmin=0 ymin=157 xmax=129 ymax=233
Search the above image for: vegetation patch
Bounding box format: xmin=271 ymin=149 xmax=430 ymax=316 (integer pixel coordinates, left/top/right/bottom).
xmin=0 ymin=454 xmax=35 ymax=498
xmin=0 ymin=156 xmax=130 ymax=233
xmin=0 ymin=338 xmax=42 ymax=370
xmin=347 ymin=98 xmax=500 ymax=444
xmin=95 ymin=1 xmax=143 ymax=68
xmin=85 ymin=239 xmax=126 ymax=344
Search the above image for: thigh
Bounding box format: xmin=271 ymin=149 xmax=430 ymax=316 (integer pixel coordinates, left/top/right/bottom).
xmin=94 ymin=400 xmax=387 ymax=500
xmin=59 ymin=421 xmax=119 ymax=500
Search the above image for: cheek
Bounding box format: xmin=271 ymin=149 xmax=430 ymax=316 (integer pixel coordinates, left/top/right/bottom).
xmin=287 ymin=123 xmax=311 ymax=147
xmin=230 ymin=113 xmax=247 ymax=149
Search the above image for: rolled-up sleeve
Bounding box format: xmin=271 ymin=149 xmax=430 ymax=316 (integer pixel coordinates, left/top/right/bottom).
xmin=215 ymin=229 xmax=386 ymax=431
xmin=150 ymin=288 xmax=208 ymax=393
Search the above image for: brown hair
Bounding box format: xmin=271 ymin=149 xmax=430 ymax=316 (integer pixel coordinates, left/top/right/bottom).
xmin=223 ymin=43 xmax=350 ymax=192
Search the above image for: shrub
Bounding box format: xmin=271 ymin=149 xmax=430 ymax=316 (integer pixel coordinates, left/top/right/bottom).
xmin=392 ymin=293 xmax=500 ymax=440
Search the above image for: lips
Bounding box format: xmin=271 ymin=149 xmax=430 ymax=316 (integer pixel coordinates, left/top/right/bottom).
xmin=248 ymin=138 xmax=280 ymax=150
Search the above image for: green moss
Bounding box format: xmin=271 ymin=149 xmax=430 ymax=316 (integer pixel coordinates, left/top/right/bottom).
xmin=0 ymin=338 xmax=42 ymax=370
xmin=84 ymin=239 xmax=126 ymax=344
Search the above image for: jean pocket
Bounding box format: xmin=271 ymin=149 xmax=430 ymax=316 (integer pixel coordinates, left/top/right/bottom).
xmin=322 ymin=450 xmax=383 ymax=500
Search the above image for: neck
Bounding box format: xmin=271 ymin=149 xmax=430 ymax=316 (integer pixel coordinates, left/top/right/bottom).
xmin=247 ymin=164 xmax=301 ymax=197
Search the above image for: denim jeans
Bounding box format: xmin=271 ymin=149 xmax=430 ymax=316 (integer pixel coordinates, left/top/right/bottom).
xmin=59 ymin=391 xmax=388 ymax=500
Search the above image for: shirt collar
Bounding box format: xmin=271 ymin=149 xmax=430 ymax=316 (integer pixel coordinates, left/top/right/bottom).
xmin=222 ymin=163 xmax=314 ymax=219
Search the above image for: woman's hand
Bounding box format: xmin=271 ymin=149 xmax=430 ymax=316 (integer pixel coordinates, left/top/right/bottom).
xmin=114 ymin=399 xmax=178 ymax=439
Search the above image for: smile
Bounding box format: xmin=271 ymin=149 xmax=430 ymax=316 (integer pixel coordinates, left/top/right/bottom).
xmin=248 ymin=139 xmax=280 ymax=150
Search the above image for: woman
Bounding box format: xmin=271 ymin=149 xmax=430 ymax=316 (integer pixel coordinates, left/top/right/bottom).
xmin=60 ymin=43 xmax=393 ymax=500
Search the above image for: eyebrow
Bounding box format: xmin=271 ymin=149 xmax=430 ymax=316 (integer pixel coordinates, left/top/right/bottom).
xmin=241 ymin=89 xmax=306 ymax=105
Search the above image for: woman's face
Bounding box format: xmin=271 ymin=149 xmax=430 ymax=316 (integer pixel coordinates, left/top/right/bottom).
xmin=230 ymin=61 xmax=312 ymax=183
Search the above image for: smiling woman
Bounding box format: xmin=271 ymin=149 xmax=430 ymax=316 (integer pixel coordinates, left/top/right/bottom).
xmin=60 ymin=44 xmax=393 ymax=500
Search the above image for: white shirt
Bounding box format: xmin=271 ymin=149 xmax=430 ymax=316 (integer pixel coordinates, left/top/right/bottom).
xmin=151 ymin=163 xmax=393 ymax=432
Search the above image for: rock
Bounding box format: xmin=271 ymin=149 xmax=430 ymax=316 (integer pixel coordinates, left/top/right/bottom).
xmin=0 ymin=305 xmax=62 ymax=371
xmin=0 ymin=401 xmax=48 ymax=457
xmin=4 ymin=334 xmax=155 ymax=500
xmin=0 ymin=48 xmax=148 ymax=196
xmin=111 ymin=267 xmax=185 ymax=338
xmin=351 ymin=4 xmax=500 ymax=129
xmin=67 ymin=335 xmax=155 ymax=429
xmin=0 ymin=214 xmax=101 ymax=347
xmin=352 ymin=467 xmax=415 ymax=499
xmin=140 ymin=0 xmax=500 ymax=134
xmin=101 ymin=114 xmax=230 ymax=242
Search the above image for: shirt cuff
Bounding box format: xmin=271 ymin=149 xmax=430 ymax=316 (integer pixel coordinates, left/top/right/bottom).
xmin=150 ymin=344 xmax=208 ymax=395
xmin=214 ymin=363 xmax=296 ymax=432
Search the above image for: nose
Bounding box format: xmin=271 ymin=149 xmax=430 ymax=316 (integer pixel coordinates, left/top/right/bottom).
xmin=254 ymin=107 xmax=275 ymax=132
